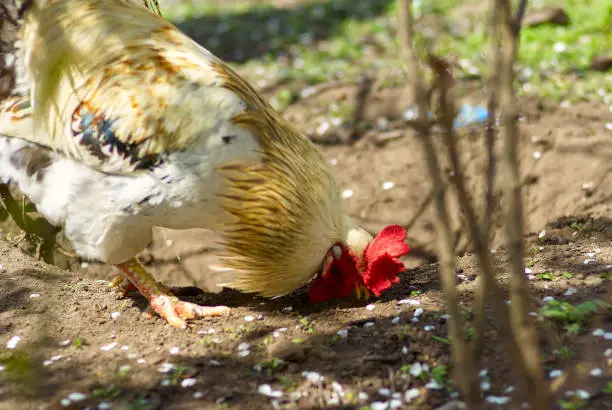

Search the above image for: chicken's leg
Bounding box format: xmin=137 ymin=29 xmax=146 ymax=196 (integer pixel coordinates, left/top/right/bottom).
xmin=115 ymin=258 xmax=230 ymax=328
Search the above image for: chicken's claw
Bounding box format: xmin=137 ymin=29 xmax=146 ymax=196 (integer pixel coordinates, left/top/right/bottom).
xmin=108 ymin=273 xmax=137 ymax=296
xmin=150 ymin=295 xmax=230 ymax=329
xmin=115 ymin=258 xmax=229 ymax=328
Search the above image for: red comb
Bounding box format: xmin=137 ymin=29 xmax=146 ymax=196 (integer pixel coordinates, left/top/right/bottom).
xmin=308 ymin=225 xmax=409 ymax=302
xmin=362 ymin=225 xmax=410 ymax=296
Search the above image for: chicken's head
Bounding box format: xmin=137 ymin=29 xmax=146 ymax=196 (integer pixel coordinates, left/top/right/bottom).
xmin=308 ymin=224 xmax=410 ymax=302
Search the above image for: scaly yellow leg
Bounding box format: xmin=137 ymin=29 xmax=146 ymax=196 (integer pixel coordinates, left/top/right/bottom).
xmin=355 ymin=284 xmax=371 ymax=300
xmin=115 ymin=258 xmax=230 ymax=328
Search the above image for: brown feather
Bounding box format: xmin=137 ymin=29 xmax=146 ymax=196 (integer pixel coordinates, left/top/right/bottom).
xmin=212 ymin=62 xmax=347 ymax=297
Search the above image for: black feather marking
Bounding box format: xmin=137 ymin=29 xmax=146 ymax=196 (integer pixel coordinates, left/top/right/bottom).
xmin=71 ymin=102 xmax=163 ymax=170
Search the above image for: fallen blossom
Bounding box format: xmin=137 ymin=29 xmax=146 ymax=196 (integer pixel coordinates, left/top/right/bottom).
xmin=382 ymin=181 xmax=394 ymax=190
xmin=303 ymin=371 xmax=325 ymax=383
xmin=341 ymin=189 xmax=354 ymax=199
xmin=543 ymin=296 xmax=555 ymax=302
xmin=193 ymin=392 xmax=203 ymax=399
xmin=504 ymin=386 xmax=515 ymax=393
xmin=410 ymin=362 xmax=426 ymax=377
xmin=238 ymin=343 xmax=250 ymax=351
xmin=479 ymin=369 xmax=488 ymax=377
xmin=6 ymin=335 xmax=21 ymax=349
xmin=605 ymin=332 xmax=612 ymax=340
xmin=486 ymin=396 xmax=510 ymax=405
xmin=391 ymin=316 xmax=400 ymax=324
xmin=378 ymin=388 xmax=391 ymax=397
xmin=371 ymin=402 xmax=389 ymax=410
xmin=424 ymin=325 xmax=435 ymax=331
xmin=169 ymin=346 xmax=180 ymax=355
xmin=100 ymin=342 xmax=117 ymax=352
xmin=404 ymin=388 xmax=420 ymax=402
xmin=592 ymin=328 xmax=605 ymax=336
xmin=426 ymin=379 xmax=442 ymax=390
xmin=563 ymin=287 xmax=577 ymax=296
xmin=538 ymin=230 xmax=546 ymax=238
xmin=244 ymin=315 xmax=254 ymax=322
xmin=181 ymin=378 xmax=197 ymax=388
xmin=583 ymin=258 xmax=597 ymax=265
xmin=390 ymin=399 xmax=402 ymax=409
xmin=110 ymin=311 xmax=120 ymax=320
xmin=366 ymin=304 xmax=376 ymax=311
xmin=336 ymin=329 xmax=349 ymax=339
xmin=398 ymin=299 xmax=420 ymax=305
xmin=480 ymin=381 xmax=491 ymax=391
xmin=157 ymin=363 xmax=175 ymax=373
xmin=589 ymin=368 xmax=602 ymax=377
xmin=68 ymin=392 xmax=86 ymax=401
xmin=358 ymin=392 xmax=369 ymax=401
xmin=99 ymin=402 xmax=112 ymax=409
xmin=549 ymin=369 xmax=562 ymax=378
xmin=29 ymin=293 xmax=41 ymax=298
xmin=576 ymin=390 xmax=590 ymax=400
xmin=363 ymin=322 xmax=375 ymax=328
xmin=413 ymin=308 xmax=424 ymax=317
xmin=332 ymin=382 xmax=344 ymax=397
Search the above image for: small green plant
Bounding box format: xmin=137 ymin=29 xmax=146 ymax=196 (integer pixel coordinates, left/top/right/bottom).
xmin=539 ymin=299 xmax=610 ymax=335
xmin=558 ymin=347 xmax=575 ymax=360
xmin=430 ymin=364 xmax=451 ymax=391
xmin=395 ymin=326 xmax=410 ymax=341
xmin=93 ymin=383 xmax=123 ymax=399
xmin=558 ymin=397 xmax=588 ymax=410
xmin=539 ymin=272 xmax=554 ymax=281
xmin=73 ymin=337 xmax=86 ymax=349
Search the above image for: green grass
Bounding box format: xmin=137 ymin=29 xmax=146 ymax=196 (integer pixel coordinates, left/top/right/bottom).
xmin=161 ymin=0 xmax=611 ymax=106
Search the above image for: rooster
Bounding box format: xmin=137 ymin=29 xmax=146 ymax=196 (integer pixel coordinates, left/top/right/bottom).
xmin=0 ymin=0 xmax=409 ymax=328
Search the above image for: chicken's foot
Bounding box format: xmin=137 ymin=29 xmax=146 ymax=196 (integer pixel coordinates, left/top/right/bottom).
xmin=115 ymin=258 xmax=230 ymax=328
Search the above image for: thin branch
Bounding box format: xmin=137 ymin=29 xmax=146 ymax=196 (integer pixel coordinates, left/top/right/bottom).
xmin=474 ymin=0 xmax=502 ymax=361
xmin=428 ymin=53 xmax=534 ymax=401
xmin=397 ymin=1 xmax=481 ymax=407
xmin=496 ymin=0 xmax=550 ymax=408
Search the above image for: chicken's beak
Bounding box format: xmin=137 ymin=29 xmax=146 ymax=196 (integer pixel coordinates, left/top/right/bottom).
xmin=355 ymin=283 xmax=371 ymax=300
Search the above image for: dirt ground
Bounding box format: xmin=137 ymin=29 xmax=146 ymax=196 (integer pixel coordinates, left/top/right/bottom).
xmin=0 ymin=87 xmax=610 ymax=410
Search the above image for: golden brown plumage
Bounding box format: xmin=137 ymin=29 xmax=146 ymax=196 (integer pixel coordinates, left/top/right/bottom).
xmin=0 ymin=0 xmax=408 ymax=328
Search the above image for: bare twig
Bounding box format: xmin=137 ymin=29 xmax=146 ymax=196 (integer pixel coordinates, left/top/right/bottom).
xmin=473 ymin=0 xmax=503 ymax=362
xmin=397 ymin=1 xmax=481 ymax=407
xmin=496 ymin=0 xmax=550 ymax=408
